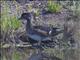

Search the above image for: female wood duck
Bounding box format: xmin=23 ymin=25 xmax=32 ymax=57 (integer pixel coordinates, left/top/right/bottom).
xmin=19 ymin=13 xmax=63 ymax=45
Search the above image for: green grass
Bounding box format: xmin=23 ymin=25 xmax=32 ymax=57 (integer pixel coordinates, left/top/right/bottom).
xmin=1 ymin=1 xmax=21 ymax=32
xmin=1 ymin=16 xmax=21 ymax=31
xmin=47 ymin=1 xmax=62 ymax=13
xmin=34 ymin=9 xmax=40 ymax=16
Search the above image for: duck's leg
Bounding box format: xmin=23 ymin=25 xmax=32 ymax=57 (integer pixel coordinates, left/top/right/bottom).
xmin=37 ymin=39 xmax=44 ymax=53
xmin=38 ymin=40 xmax=42 ymax=48
xmin=38 ymin=40 xmax=41 ymax=45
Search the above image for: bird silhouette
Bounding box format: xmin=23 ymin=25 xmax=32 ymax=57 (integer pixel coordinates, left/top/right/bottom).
xmin=19 ymin=13 xmax=63 ymax=47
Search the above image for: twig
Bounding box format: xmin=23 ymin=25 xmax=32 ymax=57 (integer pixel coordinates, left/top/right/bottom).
xmin=1 ymin=43 xmax=32 ymax=48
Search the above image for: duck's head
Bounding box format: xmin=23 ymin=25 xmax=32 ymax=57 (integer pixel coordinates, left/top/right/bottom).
xmin=19 ymin=13 xmax=31 ymax=21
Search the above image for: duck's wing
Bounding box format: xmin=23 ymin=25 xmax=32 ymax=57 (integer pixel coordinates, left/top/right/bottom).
xmin=34 ymin=29 xmax=49 ymax=36
xmin=33 ymin=25 xmax=61 ymax=35
xmin=33 ymin=26 xmax=51 ymax=32
xmin=28 ymin=29 xmax=48 ymax=37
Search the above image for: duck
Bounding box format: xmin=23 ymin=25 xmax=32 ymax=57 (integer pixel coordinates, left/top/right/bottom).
xmin=19 ymin=13 xmax=63 ymax=46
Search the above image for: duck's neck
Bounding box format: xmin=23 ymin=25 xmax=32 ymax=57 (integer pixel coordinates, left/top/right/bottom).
xmin=26 ymin=19 xmax=31 ymax=31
